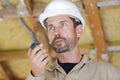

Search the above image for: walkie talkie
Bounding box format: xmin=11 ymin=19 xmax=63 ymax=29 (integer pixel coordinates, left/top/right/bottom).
xmin=19 ymin=18 xmax=39 ymax=49
xmin=30 ymin=32 xmax=39 ymax=49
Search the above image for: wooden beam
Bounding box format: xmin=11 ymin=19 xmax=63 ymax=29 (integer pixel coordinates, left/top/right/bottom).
xmin=32 ymin=2 xmax=46 ymax=16
xmin=83 ymin=0 xmax=107 ymax=60
xmin=0 ymin=1 xmax=120 ymax=19
xmin=0 ymin=61 xmax=16 ymax=80
xmin=0 ymin=2 xmax=45 ymax=19
xmin=0 ymin=50 xmax=27 ymax=61
xmin=29 ymin=16 xmax=49 ymax=49
xmin=107 ymin=41 xmax=120 ymax=46
xmin=0 ymin=62 xmax=11 ymax=80
xmin=97 ymin=0 xmax=120 ymax=9
xmin=0 ymin=5 xmax=17 ymax=19
xmin=24 ymin=0 xmax=33 ymax=14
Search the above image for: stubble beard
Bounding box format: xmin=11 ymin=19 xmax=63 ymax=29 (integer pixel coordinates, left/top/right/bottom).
xmin=51 ymin=37 xmax=76 ymax=53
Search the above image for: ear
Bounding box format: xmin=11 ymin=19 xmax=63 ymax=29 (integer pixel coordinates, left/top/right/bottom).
xmin=75 ymin=24 xmax=83 ymax=38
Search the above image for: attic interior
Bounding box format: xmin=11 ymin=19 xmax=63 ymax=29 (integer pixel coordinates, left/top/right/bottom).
xmin=0 ymin=0 xmax=120 ymax=80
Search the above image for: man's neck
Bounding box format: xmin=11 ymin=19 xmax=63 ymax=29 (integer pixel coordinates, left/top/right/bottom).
xmin=57 ymin=46 xmax=82 ymax=63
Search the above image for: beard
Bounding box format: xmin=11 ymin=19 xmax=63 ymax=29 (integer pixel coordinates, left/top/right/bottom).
xmin=51 ymin=36 xmax=76 ymax=53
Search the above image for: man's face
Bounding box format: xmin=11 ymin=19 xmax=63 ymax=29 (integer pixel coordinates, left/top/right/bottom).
xmin=46 ymin=15 xmax=78 ymax=53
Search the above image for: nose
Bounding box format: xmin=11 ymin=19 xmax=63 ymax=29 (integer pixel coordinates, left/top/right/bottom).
xmin=54 ymin=27 xmax=61 ymax=36
xmin=55 ymin=34 xmax=60 ymax=38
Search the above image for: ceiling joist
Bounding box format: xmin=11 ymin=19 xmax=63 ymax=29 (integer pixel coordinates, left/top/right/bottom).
xmin=97 ymin=0 xmax=120 ymax=9
xmin=0 ymin=50 xmax=27 ymax=62
xmin=97 ymin=0 xmax=119 ymax=7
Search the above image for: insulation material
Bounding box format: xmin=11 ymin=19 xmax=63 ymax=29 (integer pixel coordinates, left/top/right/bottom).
xmin=8 ymin=0 xmax=19 ymax=5
xmin=0 ymin=16 xmax=49 ymax=50
xmin=100 ymin=8 xmax=120 ymax=42
xmin=0 ymin=0 xmax=19 ymax=6
xmin=0 ymin=18 xmax=33 ymax=50
xmin=6 ymin=59 xmax=31 ymax=79
xmin=109 ymin=52 xmax=120 ymax=69
xmin=34 ymin=0 xmax=51 ymax=3
xmin=78 ymin=18 xmax=94 ymax=46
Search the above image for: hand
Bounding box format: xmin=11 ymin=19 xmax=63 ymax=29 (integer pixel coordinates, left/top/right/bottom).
xmin=28 ymin=44 xmax=50 ymax=77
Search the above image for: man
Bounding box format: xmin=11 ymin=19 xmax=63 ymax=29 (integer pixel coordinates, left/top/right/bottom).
xmin=26 ymin=0 xmax=120 ymax=80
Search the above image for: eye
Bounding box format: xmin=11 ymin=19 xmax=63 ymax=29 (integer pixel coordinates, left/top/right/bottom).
xmin=61 ymin=22 xmax=67 ymax=27
xmin=47 ymin=25 xmax=54 ymax=31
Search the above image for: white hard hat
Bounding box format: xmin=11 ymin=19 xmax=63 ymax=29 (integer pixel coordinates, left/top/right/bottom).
xmin=39 ymin=0 xmax=85 ymax=30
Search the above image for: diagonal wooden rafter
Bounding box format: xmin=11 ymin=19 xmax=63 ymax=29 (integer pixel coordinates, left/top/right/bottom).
xmin=0 ymin=65 xmax=8 ymax=80
xmin=0 ymin=62 xmax=11 ymax=80
xmin=83 ymin=0 xmax=108 ymax=60
xmin=24 ymin=0 xmax=33 ymax=14
xmin=29 ymin=16 xmax=49 ymax=49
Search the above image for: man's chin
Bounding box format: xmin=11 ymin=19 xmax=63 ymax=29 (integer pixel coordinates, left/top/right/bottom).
xmin=54 ymin=47 xmax=69 ymax=53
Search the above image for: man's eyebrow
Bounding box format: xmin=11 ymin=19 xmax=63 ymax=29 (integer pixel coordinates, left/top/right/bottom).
xmin=47 ymin=24 xmax=53 ymax=27
xmin=46 ymin=20 xmax=69 ymax=27
xmin=59 ymin=20 xmax=69 ymax=23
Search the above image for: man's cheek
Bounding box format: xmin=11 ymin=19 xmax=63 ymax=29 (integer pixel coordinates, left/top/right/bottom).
xmin=48 ymin=38 xmax=53 ymax=45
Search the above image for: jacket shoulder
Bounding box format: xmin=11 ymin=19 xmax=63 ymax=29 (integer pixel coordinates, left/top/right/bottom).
xmin=87 ymin=59 xmax=120 ymax=78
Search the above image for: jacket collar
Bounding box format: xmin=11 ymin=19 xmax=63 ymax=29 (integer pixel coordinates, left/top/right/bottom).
xmin=54 ymin=55 xmax=91 ymax=71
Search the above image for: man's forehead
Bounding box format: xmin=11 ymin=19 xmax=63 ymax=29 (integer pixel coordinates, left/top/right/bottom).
xmin=46 ymin=15 xmax=71 ymax=23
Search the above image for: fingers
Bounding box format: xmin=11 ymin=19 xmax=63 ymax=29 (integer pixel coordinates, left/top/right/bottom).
xmin=42 ymin=56 xmax=50 ymax=66
xmin=28 ymin=44 xmax=43 ymax=59
xmin=27 ymin=43 xmax=50 ymax=76
xmin=35 ymin=53 xmax=50 ymax=68
xmin=28 ymin=43 xmax=50 ymax=66
xmin=33 ymin=49 xmax=49 ymax=63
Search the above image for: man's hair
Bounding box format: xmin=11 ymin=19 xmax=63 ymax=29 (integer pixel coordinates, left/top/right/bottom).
xmin=69 ymin=17 xmax=82 ymax=28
